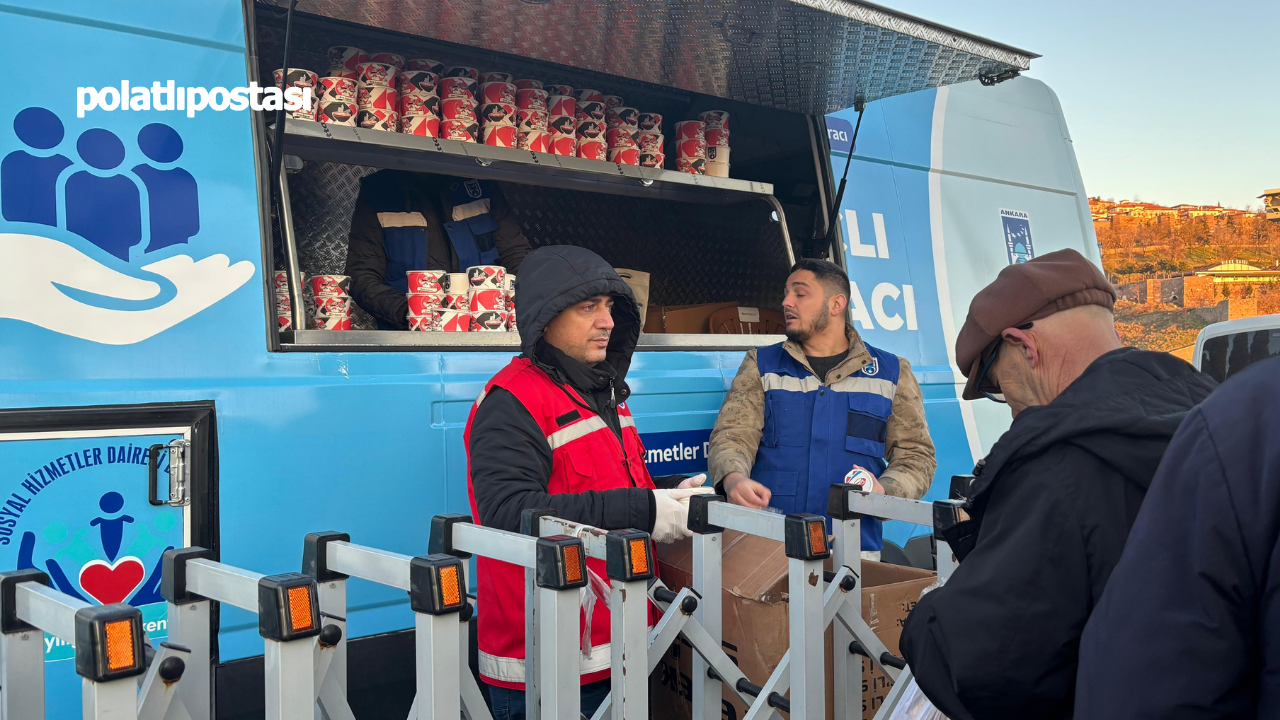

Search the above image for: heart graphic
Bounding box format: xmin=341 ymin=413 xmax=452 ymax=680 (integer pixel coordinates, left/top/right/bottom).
xmin=78 ymin=557 xmax=146 ymax=605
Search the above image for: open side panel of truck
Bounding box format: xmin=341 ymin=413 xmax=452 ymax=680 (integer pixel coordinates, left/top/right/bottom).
xmin=248 ymin=0 xmax=1035 ymax=354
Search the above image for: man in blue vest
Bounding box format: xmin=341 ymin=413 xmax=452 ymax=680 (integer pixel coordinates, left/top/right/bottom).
xmin=344 ymin=170 xmax=532 ymax=329
xmin=707 ymin=258 xmax=937 ymax=556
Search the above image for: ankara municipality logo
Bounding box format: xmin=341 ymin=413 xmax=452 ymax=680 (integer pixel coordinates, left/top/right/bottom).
xmin=1000 ymin=209 xmax=1035 ymax=265
xmin=0 ymin=106 xmax=254 ymax=344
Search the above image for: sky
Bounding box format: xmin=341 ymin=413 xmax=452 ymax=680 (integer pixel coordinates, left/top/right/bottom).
xmin=886 ymin=0 xmax=1277 ymax=210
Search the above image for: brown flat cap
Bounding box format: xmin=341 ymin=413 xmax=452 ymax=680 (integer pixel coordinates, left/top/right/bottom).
xmin=956 ymin=249 xmax=1116 ymax=400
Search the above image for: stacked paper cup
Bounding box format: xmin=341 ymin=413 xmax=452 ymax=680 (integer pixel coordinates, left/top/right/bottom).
xmin=575 ymin=91 xmax=607 ymax=161
xmin=436 ymin=273 xmax=472 ymax=331
xmin=310 ymin=275 xmax=353 ymax=330
xmin=273 ymin=69 xmax=319 ymax=121
xmin=356 ymin=61 xmax=400 ymax=132
xmin=479 ymin=80 xmax=518 ymax=148
xmin=273 ymin=271 xmax=292 ymax=331
xmin=548 ymin=93 xmax=577 ymax=157
xmin=606 ymin=105 xmax=640 ymax=165
xmin=439 ymin=71 xmax=479 ymax=143
xmin=327 ymin=46 xmax=368 ymax=79
xmin=700 ymin=110 xmax=731 ymax=178
xmin=515 ymin=84 xmax=550 ymax=152
xmin=674 ymin=120 xmax=707 ymax=175
xmin=468 ymin=265 xmax=508 ymax=332
xmin=637 ymin=113 xmax=664 ymax=169
xmin=317 ymin=76 xmax=358 ymax=125
xmin=399 ymin=68 xmax=440 ymax=137
xmin=504 ymin=274 xmax=517 ymax=332
xmin=405 ymin=270 xmax=446 ymax=330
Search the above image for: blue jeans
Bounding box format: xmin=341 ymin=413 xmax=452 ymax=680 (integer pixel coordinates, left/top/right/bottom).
xmin=487 ymin=679 xmax=611 ymax=720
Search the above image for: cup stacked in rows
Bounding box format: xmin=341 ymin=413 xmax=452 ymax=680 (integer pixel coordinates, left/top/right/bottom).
xmin=514 ymin=80 xmax=550 ymax=152
xmin=302 ymin=41 xmax=700 ymax=170
xmin=405 ymin=267 xmax=516 ymax=331
xmin=478 ymin=72 xmax=520 ymax=148
xmin=674 ymin=120 xmax=707 ymax=175
xmin=573 ymin=89 xmax=608 ymax=161
xmin=439 ymin=66 xmax=480 ymax=143
xmin=273 ymin=69 xmax=319 ymax=121
xmin=273 ymin=271 xmax=293 ymax=331
xmin=467 ymin=266 xmax=512 ymax=331
xmin=504 ymin=274 xmax=518 ymax=332
xmin=400 ymin=58 xmax=443 ymax=137
xmin=604 ymin=97 xmax=641 ymax=165
xmin=406 ymin=270 xmax=447 ymax=331
xmin=355 ymin=52 xmax=404 ymax=132
xmin=700 ymin=110 xmax=731 ymax=177
xmin=310 ymin=275 xmax=353 ymax=330
xmin=636 ymin=113 xmax=665 ymax=168
xmin=547 ymin=88 xmax=577 ymax=157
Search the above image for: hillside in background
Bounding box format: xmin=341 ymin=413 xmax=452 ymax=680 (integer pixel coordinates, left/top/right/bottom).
xmin=1092 ymin=198 xmax=1279 ymax=357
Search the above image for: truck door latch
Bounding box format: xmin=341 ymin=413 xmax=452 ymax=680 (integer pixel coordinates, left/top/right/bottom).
xmin=148 ymin=440 xmax=192 ymax=507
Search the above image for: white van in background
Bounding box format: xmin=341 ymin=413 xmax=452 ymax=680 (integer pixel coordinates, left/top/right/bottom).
xmin=1193 ymin=314 xmax=1280 ymax=383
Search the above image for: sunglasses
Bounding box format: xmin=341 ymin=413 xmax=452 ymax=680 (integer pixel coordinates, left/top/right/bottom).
xmin=974 ymin=322 xmax=1034 ymax=403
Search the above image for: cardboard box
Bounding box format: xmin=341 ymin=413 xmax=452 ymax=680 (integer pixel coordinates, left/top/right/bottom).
xmin=643 ymin=302 xmax=738 ymax=334
xmin=651 ymin=531 xmax=935 ymax=720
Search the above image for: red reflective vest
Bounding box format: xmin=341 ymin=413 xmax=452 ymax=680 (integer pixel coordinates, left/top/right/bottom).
xmin=464 ymin=356 xmax=656 ymax=689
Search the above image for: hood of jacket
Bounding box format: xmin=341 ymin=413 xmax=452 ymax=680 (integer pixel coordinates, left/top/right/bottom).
xmin=970 ymin=347 xmax=1218 ymax=503
xmin=514 ymin=245 xmax=640 ymax=380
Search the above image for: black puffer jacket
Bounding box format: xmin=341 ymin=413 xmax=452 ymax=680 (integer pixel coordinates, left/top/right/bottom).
xmin=468 ymin=245 xmax=679 ymax=535
xmin=899 ymin=348 xmax=1218 ymax=720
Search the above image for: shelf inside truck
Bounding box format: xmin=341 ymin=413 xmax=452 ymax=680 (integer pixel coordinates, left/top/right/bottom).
xmin=279 ymin=120 xmax=774 ymax=205
xmin=279 ymin=330 xmax=785 ymax=352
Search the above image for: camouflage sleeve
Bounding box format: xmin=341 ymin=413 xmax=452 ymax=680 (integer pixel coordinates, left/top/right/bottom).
xmin=879 ymin=358 xmax=938 ymax=500
xmin=707 ymin=349 xmax=765 ymax=487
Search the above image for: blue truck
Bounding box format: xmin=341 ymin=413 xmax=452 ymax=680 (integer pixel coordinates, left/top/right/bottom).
xmin=0 ymin=1 xmax=1097 ymax=716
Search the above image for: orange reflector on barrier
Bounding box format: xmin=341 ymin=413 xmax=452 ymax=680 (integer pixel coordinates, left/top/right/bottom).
xmin=563 ymin=545 xmax=583 ymax=584
xmin=629 ymin=539 xmax=649 ymax=575
xmin=808 ymin=520 xmax=827 ymax=556
xmin=439 ymin=564 xmax=462 ymax=607
xmin=104 ymin=619 xmax=135 ymax=672
xmin=287 ymin=586 xmax=314 ymax=632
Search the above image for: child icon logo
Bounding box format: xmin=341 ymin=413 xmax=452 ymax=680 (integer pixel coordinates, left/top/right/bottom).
xmin=0 ymin=106 xmax=254 ymax=344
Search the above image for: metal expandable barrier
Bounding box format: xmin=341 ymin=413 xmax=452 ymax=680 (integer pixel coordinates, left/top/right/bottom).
xmin=428 ymin=514 xmax=590 ymax=720
xmin=0 ymin=568 xmax=189 ymax=720
xmin=161 ymin=547 xmax=338 ymax=720
xmin=827 ymin=485 xmax=960 ymax=720
xmin=299 ymin=531 xmax=491 ymax=720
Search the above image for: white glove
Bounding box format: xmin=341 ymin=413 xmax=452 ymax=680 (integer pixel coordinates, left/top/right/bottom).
xmin=650 ymin=488 xmax=714 ymax=543
xmin=676 ymin=473 xmax=707 ymax=490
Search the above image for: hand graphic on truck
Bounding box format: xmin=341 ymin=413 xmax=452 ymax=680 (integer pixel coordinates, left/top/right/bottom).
xmin=0 ymin=233 xmax=254 ymax=345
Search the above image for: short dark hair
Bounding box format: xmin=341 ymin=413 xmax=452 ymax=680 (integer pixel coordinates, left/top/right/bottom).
xmin=789 ymin=258 xmax=851 ymax=301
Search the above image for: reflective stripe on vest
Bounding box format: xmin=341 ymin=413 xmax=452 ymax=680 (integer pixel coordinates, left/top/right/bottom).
xmin=478 ymin=642 xmax=612 ymax=684
xmin=547 ymin=416 xmax=609 ymax=449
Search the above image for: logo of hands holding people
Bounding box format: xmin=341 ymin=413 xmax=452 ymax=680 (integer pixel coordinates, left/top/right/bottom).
xmin=0 ymin=107 xmax=253 ymax=344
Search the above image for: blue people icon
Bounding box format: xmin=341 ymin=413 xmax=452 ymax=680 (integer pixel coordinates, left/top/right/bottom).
xmin=132 ymin=123 xmax=199 ymax=252
xmin=65 ymin=128 xmax=142 ymax=261
xmin=1 ymin=107 xmax=73 ymax=226
xmin=89 ymin=491 xmax=134 ymax=563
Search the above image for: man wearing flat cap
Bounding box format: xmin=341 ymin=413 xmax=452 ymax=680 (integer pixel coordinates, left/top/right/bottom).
xmin=899 ymin=249 xmax=1217 ymax=720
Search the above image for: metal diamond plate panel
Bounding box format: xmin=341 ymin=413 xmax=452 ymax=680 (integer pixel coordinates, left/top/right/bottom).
xmin=278 ymin=160 xmax=789 ymax=321
xmin=503 ymin=183 xmax=789 ymax=309
xmin=255 ymin=0 xmax=1034 ymax=113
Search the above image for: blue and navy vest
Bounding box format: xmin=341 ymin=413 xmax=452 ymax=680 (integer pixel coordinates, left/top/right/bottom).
xmin=369 ymin=177 xmax=501 ymax=294
xmin=751 ymin=341 xmax=901 ymax=550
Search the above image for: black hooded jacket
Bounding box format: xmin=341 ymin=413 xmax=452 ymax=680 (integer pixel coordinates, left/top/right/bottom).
xmin=468 ymin=245 xmax=679 ymax=535
xmin=899 ymin=348 xmax=1218 ymax=720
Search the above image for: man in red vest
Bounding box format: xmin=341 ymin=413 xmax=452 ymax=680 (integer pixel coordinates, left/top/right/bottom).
xmin=465 ymin=245 xmax=706 ymax=720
